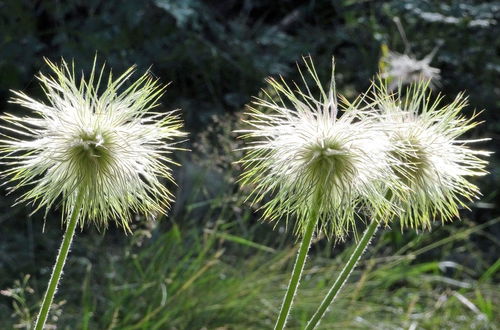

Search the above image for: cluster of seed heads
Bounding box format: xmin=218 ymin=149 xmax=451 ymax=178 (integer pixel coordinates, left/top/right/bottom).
xmin=0 ymin=56 xmax=489 ymax=240
xmin=239 ymin=57 xmax=488 ymax=239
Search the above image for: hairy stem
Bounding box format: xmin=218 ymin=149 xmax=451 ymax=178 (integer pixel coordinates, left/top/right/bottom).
xmin=274 ymin=193 xmax=321 ymax=330
xmin=305 ymin=220 xmax=378 ymax=329
xmin=35 ymin=190 xmax=85 ymax=330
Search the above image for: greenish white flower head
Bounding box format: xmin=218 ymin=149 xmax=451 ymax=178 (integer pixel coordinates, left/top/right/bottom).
xmin=373 ymin=81 xmax=489 ymax=229
xmin=239 ymin=58 xmax=394 ymax=239
xmin=0 ymin=58 xmax=186 ymax=230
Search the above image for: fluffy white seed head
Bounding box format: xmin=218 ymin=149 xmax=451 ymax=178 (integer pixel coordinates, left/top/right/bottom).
xmin=381 ymin=50 xmax=440 ymax=91
xmin=0 ymin=58 xmax=186 ymax=230
xmin=239 ymin=57 xmax=395 ymax=239
xmin=373 ymin=81 xmax=489 ymax=229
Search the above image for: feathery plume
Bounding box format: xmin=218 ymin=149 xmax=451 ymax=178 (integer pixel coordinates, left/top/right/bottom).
xmin=380 ymin=49 xmax=440 ymax=90
xmin=238 ymin=57 xmax=394 ymax=239
xmin=373 ymin=81 xmax=489 ymax=229
xmin=0 ymin=58 xmax=186 ymax=230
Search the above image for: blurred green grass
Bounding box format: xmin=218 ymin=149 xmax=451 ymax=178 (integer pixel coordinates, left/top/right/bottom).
xmin=2 ymin=209 xmax=498 ymax=329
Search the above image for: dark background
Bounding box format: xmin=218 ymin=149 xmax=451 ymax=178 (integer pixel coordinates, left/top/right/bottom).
xmin=0 ymin=0 xmax=499 ymax=328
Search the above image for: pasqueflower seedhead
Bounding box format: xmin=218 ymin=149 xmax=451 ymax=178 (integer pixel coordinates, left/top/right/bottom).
xmin=0 ymin=58 xmax=186 ymax=230
xmin=239 ymin=58 xmax=394 ymax=238
xmin=381 ymin=50 xmax=440 ymax=90
xmin=373 ymin=81 xmax=489 ymax=229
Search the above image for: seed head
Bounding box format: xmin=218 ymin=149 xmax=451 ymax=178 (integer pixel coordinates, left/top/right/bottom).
xmin=381 ymin=50 xmax=440 ymax=91
xmin=238 ymin=58 xmax=394 ymax=239
xmin=373 ymin=81 xmax=489 ymax=229
xmin=0 ymin=58 xmax=186 ymax=230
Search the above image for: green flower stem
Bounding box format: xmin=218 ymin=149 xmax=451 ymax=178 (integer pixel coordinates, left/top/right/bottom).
xmin=35 ymin=190 xmax=85 ymax=330
xmin=274 ymin=193 xmax=321 ymax=330
xmin=305 ymin=220 xmax=378 ymax=330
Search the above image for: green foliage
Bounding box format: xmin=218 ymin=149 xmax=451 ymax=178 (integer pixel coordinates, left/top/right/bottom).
xmin=2 ymin=214 xmax=498 ymax=329
xmin=1 ymin=1 xmax=497 ymax=127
